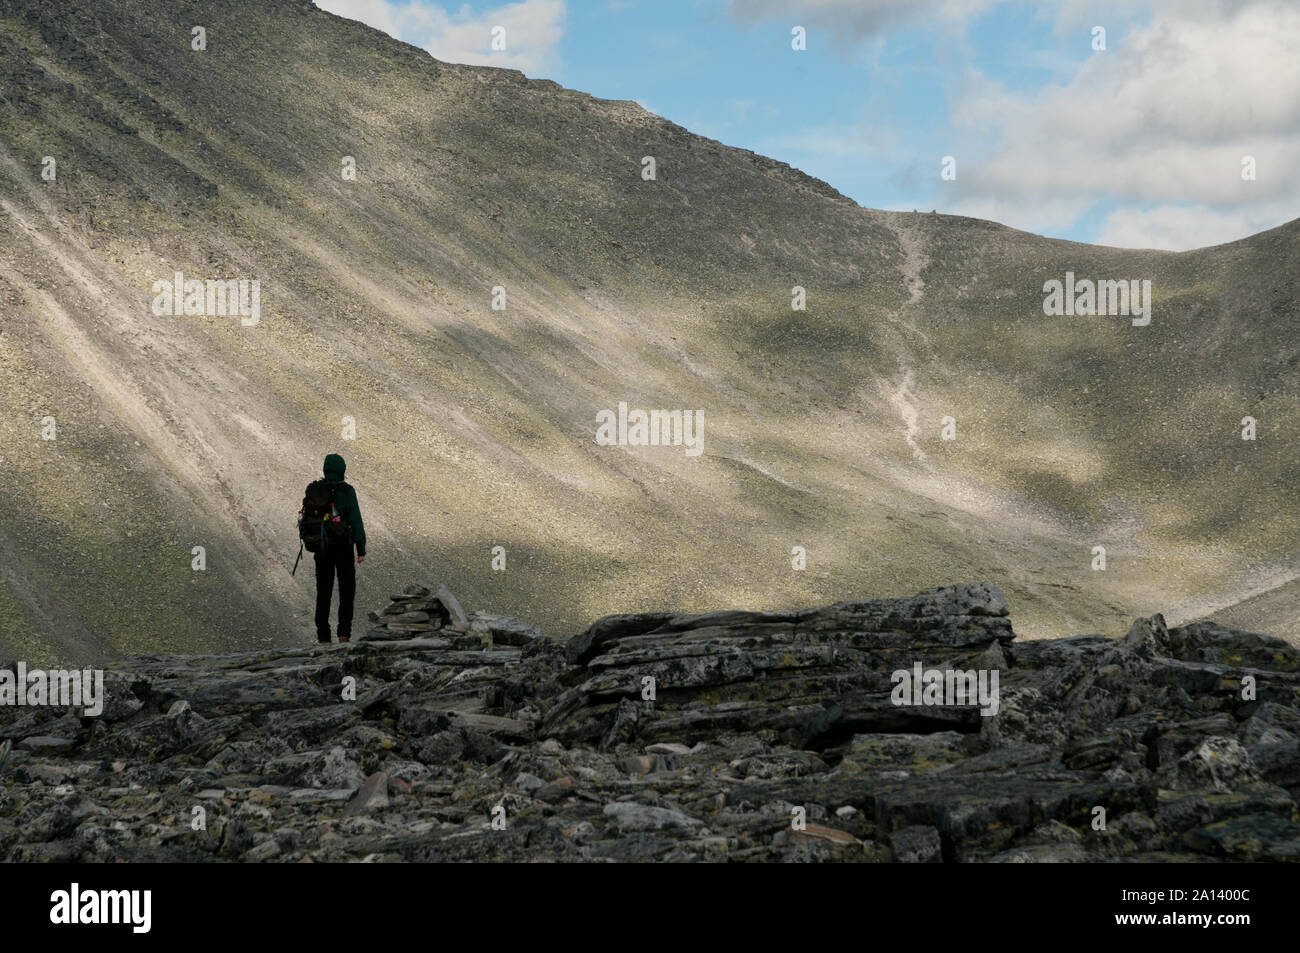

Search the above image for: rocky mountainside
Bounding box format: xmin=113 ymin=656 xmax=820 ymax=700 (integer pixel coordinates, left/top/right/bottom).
xmin=3 ymin=0 xmax=1300 ymax=663
xmin=3 ymin=583 xmax=1298 ymax=862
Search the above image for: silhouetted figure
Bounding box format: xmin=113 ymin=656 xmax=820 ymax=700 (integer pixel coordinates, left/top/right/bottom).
xmin=298 ymin=453 xmax=367 ymax=643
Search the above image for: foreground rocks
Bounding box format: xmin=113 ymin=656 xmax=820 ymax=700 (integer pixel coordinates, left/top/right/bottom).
xmin=2 ymin=583 xmax=1299 ymax=862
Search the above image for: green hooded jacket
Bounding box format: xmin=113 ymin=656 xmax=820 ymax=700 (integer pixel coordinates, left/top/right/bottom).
xmin=321 ymin=453 xmax=367 ymax=556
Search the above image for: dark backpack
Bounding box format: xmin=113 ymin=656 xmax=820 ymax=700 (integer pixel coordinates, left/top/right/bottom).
xmin=299 ymin=479 xmax=352 ymax=553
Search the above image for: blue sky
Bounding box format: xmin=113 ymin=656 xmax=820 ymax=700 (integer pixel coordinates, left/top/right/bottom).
xmin=552 ymin=2 xmax=1081 ymax=214
xmin=317 ymin=0 xmax=1300 ymax=250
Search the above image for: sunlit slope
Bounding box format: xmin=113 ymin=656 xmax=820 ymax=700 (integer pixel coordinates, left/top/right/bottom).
xmin=0 ymin=0 xmax=1296 ymax=663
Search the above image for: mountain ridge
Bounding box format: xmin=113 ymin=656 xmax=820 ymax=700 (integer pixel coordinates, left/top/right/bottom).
xmin=2 ymin=0 xmax=1298 ymax=664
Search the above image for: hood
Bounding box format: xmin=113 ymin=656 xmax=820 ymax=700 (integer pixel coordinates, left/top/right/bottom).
xmin=323 ymin=453 xmax=346 ymax=481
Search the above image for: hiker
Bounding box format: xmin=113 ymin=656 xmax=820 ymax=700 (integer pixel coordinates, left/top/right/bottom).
xmin=296 ymin=453 xmax=367 ymax=643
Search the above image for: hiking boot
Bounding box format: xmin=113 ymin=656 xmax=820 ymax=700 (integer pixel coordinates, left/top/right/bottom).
xmin=338 ymin=635 xmax=351 ymax=644
xmin=317 ymin=636 xmax=331 ymax=645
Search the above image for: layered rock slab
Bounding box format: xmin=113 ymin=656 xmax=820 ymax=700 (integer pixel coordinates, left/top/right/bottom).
xmin=2 ymin=583 xmax=1299 ymax=862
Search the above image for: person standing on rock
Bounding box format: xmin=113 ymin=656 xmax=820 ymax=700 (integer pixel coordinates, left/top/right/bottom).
xmin=299 ymin=453 xmax=367 ymax=644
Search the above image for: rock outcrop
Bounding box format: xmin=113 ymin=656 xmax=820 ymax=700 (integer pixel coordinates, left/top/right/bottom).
xmin=2 ymin=583 xmax=1299 ymax=862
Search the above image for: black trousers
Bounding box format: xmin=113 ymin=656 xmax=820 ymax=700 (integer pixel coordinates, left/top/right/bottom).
xmin=313 ymin=545 xmax=355 ymax=640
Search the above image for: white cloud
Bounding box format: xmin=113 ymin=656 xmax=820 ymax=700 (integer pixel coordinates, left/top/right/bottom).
xmin=314 ymin=0 xmax=404 ymax=36
xmin=728 ymin=0 xmax=996 ymax=44
xmin=730 ymin=0 xmax=1300 ymax=249
xmin=317 ymin=0 xmax=566 ymax=75
xmin=1093 ymin=204 xmax=1281 ymax=251
xmin=945 ymin=0 xmax=1300 ymax=249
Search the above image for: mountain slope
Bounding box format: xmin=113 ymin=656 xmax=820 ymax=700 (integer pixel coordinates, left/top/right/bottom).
xmin=1 ymin=0 xmax=1297 ymax=662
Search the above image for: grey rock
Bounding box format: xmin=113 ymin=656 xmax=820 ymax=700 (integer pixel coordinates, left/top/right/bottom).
xmin=646 ymin=742 xmax=692 ymax=755
xmin=387 ymin=611 xmax=431 ymax=624
xmin=474 ymin=614 xmax=541 ymax=646
xmin=603 ymin=802 xmax=703 ymax=832
xmin=436 ymin=584 xmax=469 ymax=628
xmin=343 ymin=772 xmax=390 ymax=816
xmin=245 ymin=838 xmax=282 ymax=861
xmin=513 ymin=771 xmax=545 ymax=791
xmin=3 ymin=581 xmax=1298 ymax=863
xmin=989 ymin=844 xmax=1089 ymax=862
xmin=1172 ymin=737 xmax=1261 ymax=793
xmin=889 ymin=825 xmax=943 ymax=863
xmin=1248 ymin=740 xmax=1300 ymax=787
xmin=299 ymin=746 xmax=366 ymax=790
xmin=1183 ymin=814 xmax=1300 ymax=861
xmin=1120 ymin=614 xmax=1168 ymax=658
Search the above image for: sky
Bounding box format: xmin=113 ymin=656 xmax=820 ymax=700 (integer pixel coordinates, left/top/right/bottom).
xmin=314 ymin=0 xmax=1300 ymax=251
